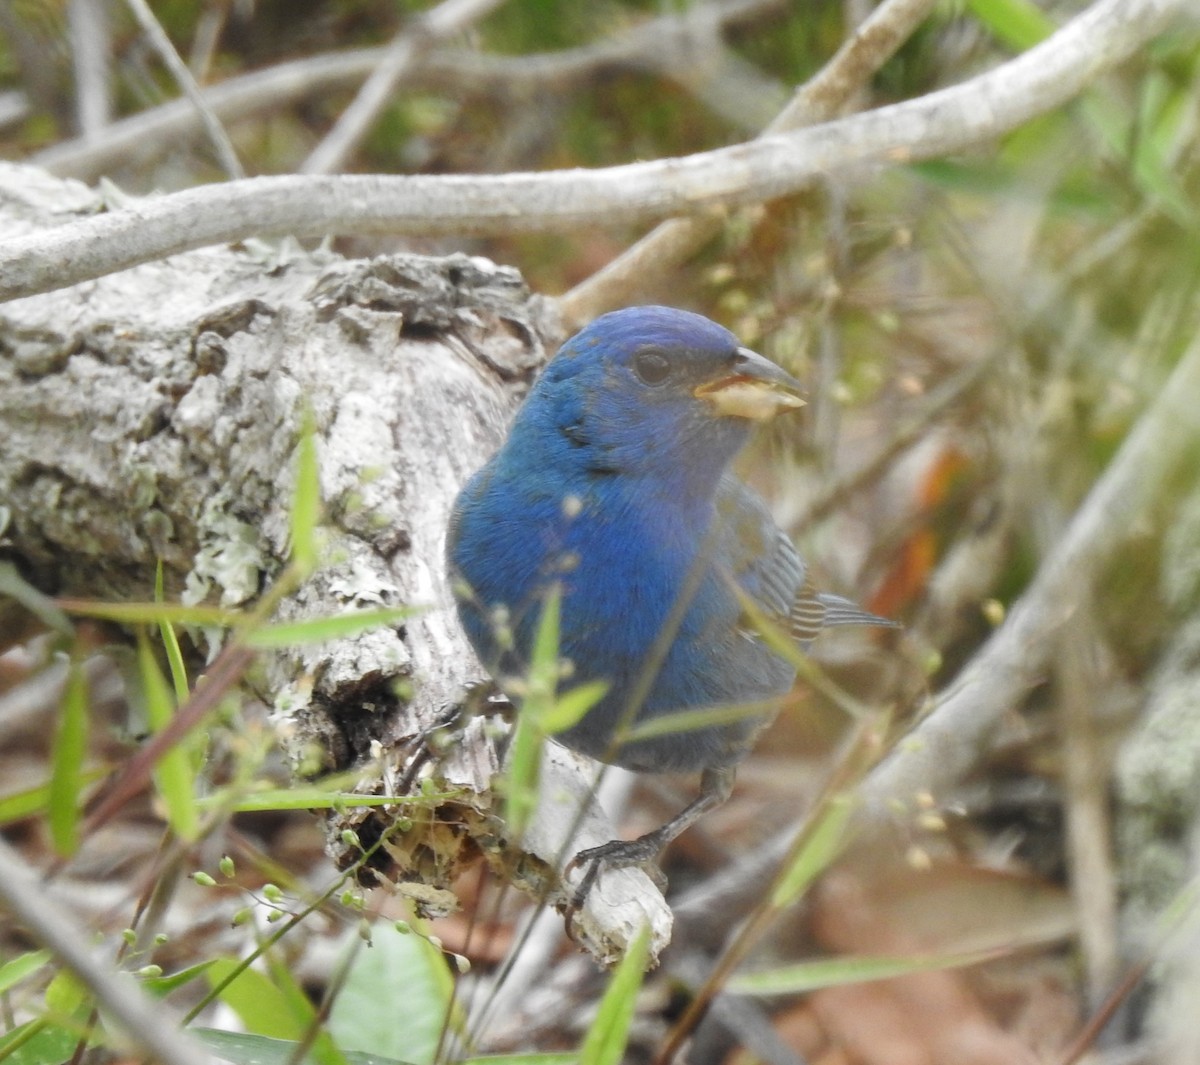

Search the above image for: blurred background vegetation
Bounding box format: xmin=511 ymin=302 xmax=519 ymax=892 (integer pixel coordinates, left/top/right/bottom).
xmin=2 ymin=1 xmax=1200 ymax=1063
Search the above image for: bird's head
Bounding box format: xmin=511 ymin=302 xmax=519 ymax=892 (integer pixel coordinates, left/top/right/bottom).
xmin=523 ymin=306 xmax=805 ymax=486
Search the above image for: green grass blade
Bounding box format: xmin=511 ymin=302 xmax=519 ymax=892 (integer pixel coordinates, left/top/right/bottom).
xmin=48 ymin=659 xmax=89 ymax=855
xmin=56 ymin=600 xmax=242 ymax=626
xmin=729 ymin=946 xmax=1008 ymax=996
xmin=0 ymin=561 xmax=72 ymax=635
xmin=137 ymin=633 xmax=199 ymax=841
xmin=771 ymin=793 xmax=856 ymax=909
xmin=245 ymin=606 xmax=418 ymax=648
xmin=290 ymin=419 xmax=321 ymax=575
xmin=579 ymin=925 xmax=650 ymax=1065
xmin=156 ymin=561 xmax=191 ymax=703
xmin=0 ymin=950 xmax=52 ymax=994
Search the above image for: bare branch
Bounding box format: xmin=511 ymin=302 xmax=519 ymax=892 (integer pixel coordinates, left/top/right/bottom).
xmin=300 ymin=0 xmax=509 ymax=176
xmin=34 ymin=0 xmax=783 ymax=182
xmin=559 ymin=0 xmax=938 ymax=324
xmin=859 ymin=327 xmax=1200 ymax=827
xmin=120 ymin=0 xmax=244 ymax=180
xmin=0 ymin=837 xmax=216 ymax=1065
xmin=69 ymin=0 xmax=112 ymax=138
xmin=3 ymin=0 xmax=1179 ymax=306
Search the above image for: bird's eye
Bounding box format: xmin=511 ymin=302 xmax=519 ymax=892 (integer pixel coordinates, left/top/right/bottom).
xmin=633 ymin=349 xmax=671 ymax=385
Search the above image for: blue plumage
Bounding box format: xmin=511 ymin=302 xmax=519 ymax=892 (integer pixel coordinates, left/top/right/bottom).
xmin=447 ymin=306 xmax=891 ymax=886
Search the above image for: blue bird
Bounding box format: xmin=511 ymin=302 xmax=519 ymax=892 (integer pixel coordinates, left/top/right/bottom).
xmin=447 ymin=306 xmax=892 ymax=896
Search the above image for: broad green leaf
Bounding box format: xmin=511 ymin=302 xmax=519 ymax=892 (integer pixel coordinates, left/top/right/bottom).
xmin=245 ymin=607 xmax=418 ymax=648
xmin=729 ymin=946 xmax=1009 ymax=996
xmin=263 ymin=950 xmax=347 ymax=1065
xmin=205 ymin=959 xmax=310 ymax=1041
xmin=328 ymin=922 xmax=454 ymax=1065
xmin=463 ymin=1057 xmax=577 ymax=1065
xmin=579 ymin=925 xmax=650 ymax=1065
xmin=137 ymin=633 xmax=199 ymax=841
xmin=44 ymin=969 xmax=88 ymax=1016
xmin=0 ymin=950 xmax=52 ymax=994
xmin=49 ymin=659 xmax=89 ymax=855
xmin=0 ymin=1019 xmax=81 ymax=1065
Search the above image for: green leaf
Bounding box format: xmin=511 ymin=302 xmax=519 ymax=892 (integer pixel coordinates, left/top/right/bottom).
xmin=0 ymin=950 xmax=52 ymax=994
xmin=771 ymin=793 xmax=856 ymax=909
xmin=136 ymin=633 xmax=199 ymax=841
xmin=539 ymin=680 xmax=608 ymax=735
xmin=0 ymin=561 xmax=72 ymax=635
xmin=729 ymin=946 xmax=1008 ymax=996
xmin=141 ymin=959 xmax=217 ymax=997
xmin=56 ymin=599 xmax=241 ymax=627
xmin=157 ymin=561 xmax=191 ymax=704
xmin=526 ymin=584 xmax=562 ymax=722
xmin=290 ymin=419 xmax=321 ymax=575
xmin=620 ymin=698 xmax=779 ymax=743
xmin=965 ymin=0 xmax=1054 ymax=50
xmin=462 ymin=1057 xmax=577 ymax=1065
xmin=328 ymin=922 xmax=454 ymax=1065
xmin=196 ymin=787 xmax=453 ymax=813
xmin=503 ymin=714 xmax=544 ymax=840
xmin=245 ymin=606 xmax=418 ymax=648
xmin=579 ymin=925 xmax=650 ymax=1065
xmin=193 ymin=1028 xmax=422 ymax=1065
xmin=260 ymin=948 xmax=348 ymax=1065
xmin=205 ymin=959 xmax=311 ymax=1042
xmin=49 ymin=659 xmax=89 ymax=855
xmin=0 ymin=768 xmax=107 ymax=826
xmin=0 ymin=1019 xmax=81 ymax=1065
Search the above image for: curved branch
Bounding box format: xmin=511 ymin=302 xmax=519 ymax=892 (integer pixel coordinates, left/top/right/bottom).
xmin=560 ymin=0 xmax=938 ymax=324
xmin=0 ymin=0 xmax=1185 ymax=305
xmin=34 ymin=0 xmax=784 ymax=182
xmin=299 ymin=0 xmax=508 ymax=176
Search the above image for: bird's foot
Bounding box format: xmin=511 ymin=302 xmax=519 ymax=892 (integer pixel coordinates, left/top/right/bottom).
xmin=564 ymin=834 xmax=669 ymax=918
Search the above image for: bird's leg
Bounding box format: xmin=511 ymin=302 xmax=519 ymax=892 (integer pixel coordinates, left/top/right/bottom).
xmin=565 ymin=764 xmax=735 ymax=909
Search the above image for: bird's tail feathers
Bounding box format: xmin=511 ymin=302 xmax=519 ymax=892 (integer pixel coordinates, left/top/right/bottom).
xmin=817 ymin=593 xmax=899 ymax=630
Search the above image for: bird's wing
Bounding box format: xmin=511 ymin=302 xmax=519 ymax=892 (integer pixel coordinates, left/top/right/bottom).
xmin=715 ymin=475 xmax=897 ymax=646
xmin=714 ymin=474 xmax=804 ymax=628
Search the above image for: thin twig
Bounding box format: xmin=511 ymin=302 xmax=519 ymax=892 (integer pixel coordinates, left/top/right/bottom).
xmin=0 ymin=837 xmax=215 ymax=1065
xmin=36 ymin=0 xmax=784 ymax=180
xmin=69 ymin=0 xmax=112 ymax=139
xmin=300 ymin=0 xmax=509 ymax=176
xmin=121 ymin=0 xmax=245 ymax=179
xmin=677 ymin=324 xmax=1200 ymax=922
xmin=558 ymin=0 xmax=940 ymax=325
xmin=1 ymin=0 xmax=1185 ymax=305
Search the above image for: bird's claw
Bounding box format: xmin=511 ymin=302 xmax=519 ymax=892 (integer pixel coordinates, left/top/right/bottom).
xmin=563 ymin=837 xmax=668 ymax=916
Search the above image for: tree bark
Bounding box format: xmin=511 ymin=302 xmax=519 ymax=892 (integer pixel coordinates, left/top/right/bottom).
xmin=0 ymin=162 xmax=672 ymax=965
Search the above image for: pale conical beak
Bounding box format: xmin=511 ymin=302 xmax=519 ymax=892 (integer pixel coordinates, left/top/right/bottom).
xmin=694 ymin=347 xmax=806 ymax=422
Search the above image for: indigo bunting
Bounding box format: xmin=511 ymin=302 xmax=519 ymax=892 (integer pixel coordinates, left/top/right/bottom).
xmin=447 ymin=306 xmax=892 ymax=894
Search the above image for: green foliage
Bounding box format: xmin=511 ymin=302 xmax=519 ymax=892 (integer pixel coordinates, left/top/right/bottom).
xmin=579 ymin=925 xmax=651 ymax=1065
xmin=326 ymin=923 xmax=456 ymax=1065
